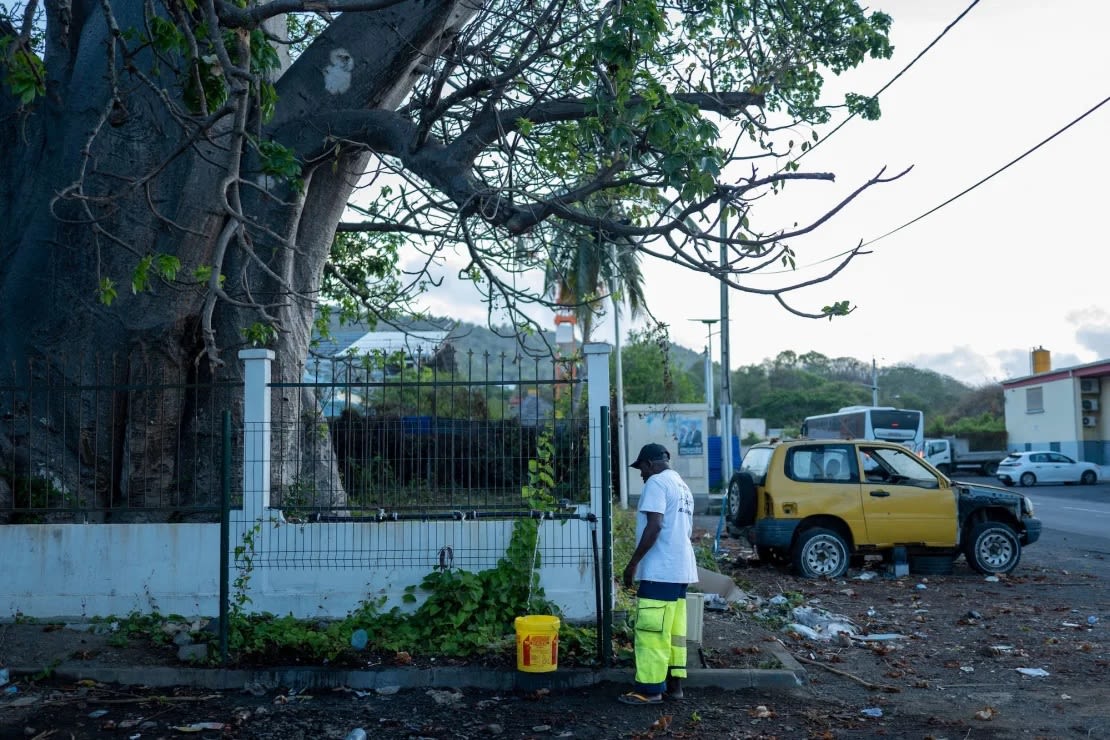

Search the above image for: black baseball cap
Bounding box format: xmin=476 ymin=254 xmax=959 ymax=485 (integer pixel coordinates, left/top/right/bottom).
xmin=631 ymin=443 xmax=670 ymax=469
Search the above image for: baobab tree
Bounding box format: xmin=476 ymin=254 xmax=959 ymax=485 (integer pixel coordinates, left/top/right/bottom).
xmin=0 ymin=0 xmax=902 ymax=511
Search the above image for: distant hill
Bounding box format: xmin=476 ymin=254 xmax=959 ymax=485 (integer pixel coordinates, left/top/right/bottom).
xmin=312 ymin=315 xmax=992 ymax=428
xmin=316 ymin=315 xmax=568 ymax=381
xmin=441 ymin=318 xmax=713 ymax=381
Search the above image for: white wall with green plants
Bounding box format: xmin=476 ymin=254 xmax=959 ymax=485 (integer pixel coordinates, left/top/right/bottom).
xmin=0 ymin=518 xmax=598 ymax=621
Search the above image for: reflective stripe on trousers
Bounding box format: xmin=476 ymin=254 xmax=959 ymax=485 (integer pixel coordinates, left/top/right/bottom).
xmin=633 ymin=595 xmax=687 ymax=694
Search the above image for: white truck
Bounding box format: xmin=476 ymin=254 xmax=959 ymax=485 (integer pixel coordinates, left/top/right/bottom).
xmin=925 ymin=436 xmax=1008 ymax=477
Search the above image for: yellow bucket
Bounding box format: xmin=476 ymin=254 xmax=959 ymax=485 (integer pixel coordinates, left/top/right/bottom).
xmin=514 ymin=615 xmax=560 ymax=673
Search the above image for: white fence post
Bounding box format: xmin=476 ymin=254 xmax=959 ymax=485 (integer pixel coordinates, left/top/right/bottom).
xmin=239 ymin=349 xmax=274 ymax=523
xmin=584 ymin=343 xmax=612 ymax=515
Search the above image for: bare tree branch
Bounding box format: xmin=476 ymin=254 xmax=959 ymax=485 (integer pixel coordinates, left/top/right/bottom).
xmin=215 ymin=0 xmax=417 ymax=28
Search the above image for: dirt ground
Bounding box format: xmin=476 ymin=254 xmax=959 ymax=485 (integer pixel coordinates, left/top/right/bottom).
xmin=2 ymin=525 xmax=1108 ymax=739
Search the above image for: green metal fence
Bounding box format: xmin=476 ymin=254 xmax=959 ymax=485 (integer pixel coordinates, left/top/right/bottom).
xmin=0 ymin=355 xmax=239 ymax=521
xmin=254 ymin=349 xmax=594 ymax=567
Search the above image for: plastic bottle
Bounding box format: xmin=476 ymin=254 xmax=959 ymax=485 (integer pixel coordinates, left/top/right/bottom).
xmin=345 ymin=730 xmax=367 ymax=740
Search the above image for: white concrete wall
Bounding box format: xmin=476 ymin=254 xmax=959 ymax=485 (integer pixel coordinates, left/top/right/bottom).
xmin=0 ymin=519 xmax=598 ymax=621
xmin=739 ymin=417 xmax=767 ymax=440
xmin=2 ymin=524 xmax=219 ymax=618
xmin=1005 ymin=377 xmax=1079 ymax=454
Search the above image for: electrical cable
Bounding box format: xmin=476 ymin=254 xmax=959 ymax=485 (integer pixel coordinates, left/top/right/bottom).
xmin=755 ymin=92 xmax=1110 ymax=274
xmin=860 ymin=92 xmax=1110 ymax=248
xmin=788 ymin=0 xmax=981 ymax=168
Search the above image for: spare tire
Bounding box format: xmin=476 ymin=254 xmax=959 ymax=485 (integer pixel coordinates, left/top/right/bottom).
xmin=726 ymin=472 xmax=756 ymax=527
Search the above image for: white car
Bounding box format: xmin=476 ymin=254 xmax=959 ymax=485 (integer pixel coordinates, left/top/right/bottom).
xmin=995 ymin=451 xmax=1100 ymax=487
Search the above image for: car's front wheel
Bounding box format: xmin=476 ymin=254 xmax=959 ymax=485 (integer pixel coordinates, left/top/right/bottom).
xmin=1019 ymin=472 xmax=1037 ymax=487
xmin=964 ymin=521 xmax=1021 ymax=574
xmin=1081 ymin=470 xmax=1098 ymax=485
xmin=792 ymin=527 xmax=850 ymax=579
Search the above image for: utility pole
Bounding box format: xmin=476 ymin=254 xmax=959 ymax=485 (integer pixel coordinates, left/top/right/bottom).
xmin=607 ymin=241 xmax=631 ymax=509
xmin=719 ymin=207 xmax=733 ymax=484
xmin=872 ymin=357 xmax=879 ymax=406
xmin=614 ymin=287 xmax=629 ymax=509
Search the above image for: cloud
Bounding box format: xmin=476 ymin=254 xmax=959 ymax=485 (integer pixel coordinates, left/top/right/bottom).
xmin=1067 ymin=307 xmax=1110 ymax=359
xmin=996 ymin=348 xmax=1032 ymax=381
xmin=905 ymin=347 xmax=1002 ymax=387
xmin=402 ymin=253 xmax=553 ymax=331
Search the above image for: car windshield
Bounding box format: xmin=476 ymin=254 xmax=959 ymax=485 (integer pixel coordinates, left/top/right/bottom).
xmin=863 ymin=446 xmax=940 ymax=487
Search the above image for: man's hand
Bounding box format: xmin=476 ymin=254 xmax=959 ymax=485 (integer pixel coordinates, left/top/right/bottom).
xmin=622 ymin=562 xmax=636 ymax=589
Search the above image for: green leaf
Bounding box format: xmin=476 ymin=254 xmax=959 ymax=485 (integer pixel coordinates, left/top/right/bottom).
xmin=149 ymin=16 xmax=186 ymax=55
xmin=97 ymin=278 xmax=117 ymax=306
xmin=154 ymin=254 xmax=181 ymax=281
xmin=257 ymin=140 xmax=303 ymax=192
xmin=241 ymin=322 xmax=277 ymax=347
xmin=4 ymin=47 xmax=46 ymax=105
xmin=131 ymin=255 xmax=153 ymax=294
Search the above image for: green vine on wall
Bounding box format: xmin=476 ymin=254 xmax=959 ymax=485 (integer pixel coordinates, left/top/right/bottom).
xmin=218 ymin=428 xmax=574 ymax=664
xmin=227 ymin=520 xmax=262 ymax=654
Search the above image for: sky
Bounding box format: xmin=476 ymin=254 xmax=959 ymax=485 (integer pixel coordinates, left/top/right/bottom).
xmin=413 ymin=0 xmax=1110 ymax=386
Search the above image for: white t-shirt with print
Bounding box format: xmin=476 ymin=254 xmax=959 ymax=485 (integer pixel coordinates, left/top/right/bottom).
xmin=634 ymin=468 xmax=698 ymax=584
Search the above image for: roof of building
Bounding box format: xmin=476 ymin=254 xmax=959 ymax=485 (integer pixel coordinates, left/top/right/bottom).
xmin=342 ymin=330 xmax=449 ymax=359
xmin=310 ymin=322 xmax=451 ymax=361
xmin=1001 ymin=358 xmax=1110 ymax=389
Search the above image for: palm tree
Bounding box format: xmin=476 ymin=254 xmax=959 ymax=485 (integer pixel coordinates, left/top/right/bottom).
xmin=544 ymin=217 xmax=647 ymax=344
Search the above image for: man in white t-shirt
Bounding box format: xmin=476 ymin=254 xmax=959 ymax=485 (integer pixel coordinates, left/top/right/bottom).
xmin=619 ymin=443 xmax=698 ymax=705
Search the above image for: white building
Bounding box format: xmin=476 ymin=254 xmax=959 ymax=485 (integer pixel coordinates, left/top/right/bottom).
xmin=1001 ymin=352 xmax=1109 ymax=465
xmin=306 ymin=327 xmax=451 ymax=417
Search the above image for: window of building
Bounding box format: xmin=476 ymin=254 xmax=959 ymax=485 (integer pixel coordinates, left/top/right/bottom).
xmin=1026 ymin=386 xmax=1044 ymax=414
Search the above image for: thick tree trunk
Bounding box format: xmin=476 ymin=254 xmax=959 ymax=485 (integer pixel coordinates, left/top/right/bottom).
xmin=0 ymin=1 xmax=478 ymax=519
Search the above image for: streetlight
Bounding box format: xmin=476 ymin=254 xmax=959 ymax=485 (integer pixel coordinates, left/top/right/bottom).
xmin=689 ymin=318 xmax=718 ymax=416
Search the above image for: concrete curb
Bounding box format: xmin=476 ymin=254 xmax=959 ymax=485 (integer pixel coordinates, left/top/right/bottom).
xmin=10 ymin=642 xmax=806 ymax=693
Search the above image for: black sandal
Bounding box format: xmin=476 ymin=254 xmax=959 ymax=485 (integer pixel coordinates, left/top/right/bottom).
xmin=618 ymin=691 xmax=663 ymax=705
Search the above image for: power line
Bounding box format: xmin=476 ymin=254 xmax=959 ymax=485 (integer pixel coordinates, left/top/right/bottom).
xmin=860 ymin=92 xmax=1110 ymax=248
xmin=789 ymin=0 xmax=981 ymax=167
xmin=755 ymin=92 xmax=1110 ymax=274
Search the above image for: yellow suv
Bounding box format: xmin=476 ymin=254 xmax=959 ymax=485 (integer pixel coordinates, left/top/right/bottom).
xmin=725 ymin=439 xmax=1041 ymax=578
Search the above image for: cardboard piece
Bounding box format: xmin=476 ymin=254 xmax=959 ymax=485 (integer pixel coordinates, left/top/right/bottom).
xmin=693 ymin=566 xmax=750 ymax=603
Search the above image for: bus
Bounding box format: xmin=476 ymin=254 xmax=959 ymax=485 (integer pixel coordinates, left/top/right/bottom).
xmin=800 ymin=406 xmax=925 ymax=455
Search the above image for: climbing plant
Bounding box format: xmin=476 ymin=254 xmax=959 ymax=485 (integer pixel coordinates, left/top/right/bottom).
xmin=218 ymin=427 xmax=564 ymax=663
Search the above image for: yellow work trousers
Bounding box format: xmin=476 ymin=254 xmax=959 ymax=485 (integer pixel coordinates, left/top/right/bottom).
xmin=633 ymin=595 xmax=687 ymax=694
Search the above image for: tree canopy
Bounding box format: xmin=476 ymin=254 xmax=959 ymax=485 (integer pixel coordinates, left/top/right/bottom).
xmin=607 ymin=340 xmax=1003 ymax=434
xmin=0 ymin=0 xmax=903 ymax=512
xmin=728 ymin=351 xmax=1002 ymax=433
xmin=2 ymin=0 xmax=900 ymax=373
